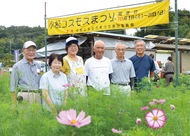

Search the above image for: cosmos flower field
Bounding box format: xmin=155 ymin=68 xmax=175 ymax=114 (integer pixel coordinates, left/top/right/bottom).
xmin=0 ymin=71 xmax=190 ymax=136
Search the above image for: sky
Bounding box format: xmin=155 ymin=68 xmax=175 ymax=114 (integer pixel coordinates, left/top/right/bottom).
xmin=0 ymin=0 xmax=189 ymax=35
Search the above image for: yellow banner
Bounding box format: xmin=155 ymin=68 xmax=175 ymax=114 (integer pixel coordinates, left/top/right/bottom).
xmin=48 ymin=0 xmax=169 ymax=35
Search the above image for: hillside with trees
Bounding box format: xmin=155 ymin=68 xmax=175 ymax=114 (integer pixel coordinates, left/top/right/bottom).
xmin=0 ymin=9 xmax=190 ymax=67
xmin=0 ymin=26 xmax=44 ymax=67
xmin=0 ymin=26 xmax=44 ymax=58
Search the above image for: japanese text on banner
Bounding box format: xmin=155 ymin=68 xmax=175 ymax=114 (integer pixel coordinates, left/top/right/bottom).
xmin=48 ymin=0 xmax=169 ymax=35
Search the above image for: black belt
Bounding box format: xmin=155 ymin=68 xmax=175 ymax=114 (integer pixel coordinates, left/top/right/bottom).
xmin=165 ymin=72 xmax=174 ymax=75
xmin=18 ymin=90 xmax=41 ymax=93
xmin=112 ymin=83 xmax=129 ymax=86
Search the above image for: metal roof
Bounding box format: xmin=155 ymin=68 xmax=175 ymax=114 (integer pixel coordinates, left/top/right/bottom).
xmin=145 ymin=35 xmax=190 ymax=45
xmin=153 ymin=43 xmax=190 ymax=51
xmin=47 ymin=31 xmax=150 ymax=43
xmin=87 ymin=32 xmax=147 ymax=40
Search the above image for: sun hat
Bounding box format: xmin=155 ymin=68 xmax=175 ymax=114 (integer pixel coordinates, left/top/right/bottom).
xmin=65 ymin=37 xmax=79 ymax=52
xmin=23 ymin=41 xmax=36 ymax=49
xmin=66 ymin=37 xmax=78 ymax=46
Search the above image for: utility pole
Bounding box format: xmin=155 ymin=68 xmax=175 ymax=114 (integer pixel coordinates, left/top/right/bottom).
xmin=44 ymin=2 xmax=47 ymax=72
xmin=174 ymin=0 xmax=179 ymax=85
xmin=9 ymin=39 xmax=12 ymax=54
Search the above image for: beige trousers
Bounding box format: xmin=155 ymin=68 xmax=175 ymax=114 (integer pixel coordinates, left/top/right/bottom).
xmin=17 ymin=92 xmax=41 ymax=104
xmin=118 ymin=85 xmax=131 ymax=96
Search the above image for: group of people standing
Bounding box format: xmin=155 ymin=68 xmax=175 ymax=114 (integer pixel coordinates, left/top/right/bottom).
xmin=149 ymin=53 xmax=175 ymax=85
xmin=10 ymin=37 xmax=174 ymax=115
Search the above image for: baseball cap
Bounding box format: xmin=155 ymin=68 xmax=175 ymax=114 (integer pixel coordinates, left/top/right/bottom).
xmin=23 ymin=41 xmax=36 ymax=49
xmin=65 ymin=37 xmax=78 ymax=46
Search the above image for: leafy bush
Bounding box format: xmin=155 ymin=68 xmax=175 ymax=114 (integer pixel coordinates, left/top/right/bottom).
xmin=0 ymin=53 xmax=15 ymax=67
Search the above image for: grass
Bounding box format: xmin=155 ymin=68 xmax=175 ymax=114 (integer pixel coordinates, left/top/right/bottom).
xmin=0 ymin=71 xmax=190 ymax=136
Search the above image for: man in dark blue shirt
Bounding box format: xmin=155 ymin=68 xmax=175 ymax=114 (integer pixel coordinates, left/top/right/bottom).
xmin=130 ymin=40 xmax=155 ymax=90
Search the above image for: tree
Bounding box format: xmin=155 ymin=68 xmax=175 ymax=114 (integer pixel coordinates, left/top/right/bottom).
xmin=0 ymin=25 xmax=44 ymax=56
xmin=0 ymin=54 xmax=14 ymax=67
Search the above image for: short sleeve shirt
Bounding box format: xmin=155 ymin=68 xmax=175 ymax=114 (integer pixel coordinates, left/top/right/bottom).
xmin=40 ymin=70 xmax=68 ymax=106
xmin=130 ymin=54 xmax=155 ymax=80
xmin=111 ymin=57 xmax=136 ymax=84
xmin=85 ymin=56 xmax=113 ymax=90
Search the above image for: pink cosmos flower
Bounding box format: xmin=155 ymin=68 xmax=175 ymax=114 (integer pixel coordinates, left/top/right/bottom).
xmin=151 ymin=99 xmax=165 ymax=105
xmin=56 ymin=109 xmax=91 ymax=128
xmin=157 ymin=99 xmax=165 ymax=104
xmin=111 ymin=128 xmax=122 ymax=134
xmin=63 ymin=83 xmax=70 ymax=88
xmin=141 ymin=106 xmax=149 ymax=111
xmin=170 ymin=105 xmax=175 ymax=110
xmin=136 ymin=118 xmax=142 ymax=125
xmin=149 ymin=101 xmax=156 ymax=106
xmin=145 ymin=108 xmax=167 ymax=129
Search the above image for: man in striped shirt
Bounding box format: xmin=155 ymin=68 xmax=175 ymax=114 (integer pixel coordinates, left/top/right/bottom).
xmin=10 ymin=41 xmax=42 ymax=105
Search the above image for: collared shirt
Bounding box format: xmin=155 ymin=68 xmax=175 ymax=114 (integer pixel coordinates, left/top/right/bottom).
xmin=10 ymin=57 xmax=41 ymax=92
xmin=130 ymin=54 xmax=155 ymax=80
xmin=111 ymin=57 xmax=136 ymax=84
xmin=39 ymin=70 xmax=68 ymax=106
xmin=164 ymin=61 xmax=175 ymax=73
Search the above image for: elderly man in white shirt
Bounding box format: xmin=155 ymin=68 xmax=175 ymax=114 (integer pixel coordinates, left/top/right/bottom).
xmin=85 ymin=40 xmax=113 ymax=95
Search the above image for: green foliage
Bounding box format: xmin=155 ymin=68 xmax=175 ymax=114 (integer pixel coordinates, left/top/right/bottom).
xmin=0 ymin=26 xmax=45 ymax=67
xmin=0 ymin=72 xmax=190 ymax=136
xmin=0 ymin=25 xmax=44 ymax=56
xmin=178 ymin=74 xmax=190 ymax=89
xmin=0 ymin=72 xmax=11 ymax=102
xmin=0 ymin=53 xmax=15 ymax=67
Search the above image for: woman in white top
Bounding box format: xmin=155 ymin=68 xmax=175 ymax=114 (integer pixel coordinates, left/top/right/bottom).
xmin=61 ymin=37 xmax=86 ymax=96
xmin=40 ymin=53 xmax=68 ymax=115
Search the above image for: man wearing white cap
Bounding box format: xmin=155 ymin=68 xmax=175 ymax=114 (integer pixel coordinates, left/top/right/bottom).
xmin=10 ymin=41 xmax=42 ymax=105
